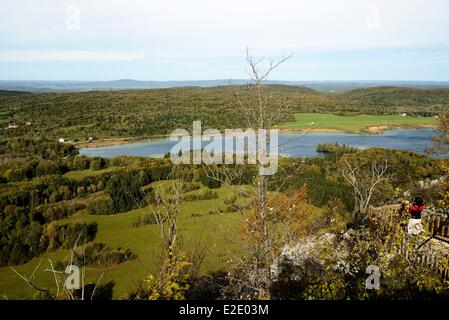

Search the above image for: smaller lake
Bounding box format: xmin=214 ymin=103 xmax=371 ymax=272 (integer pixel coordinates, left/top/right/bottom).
xmin=79 ymin=129 xmax=440 ymax=159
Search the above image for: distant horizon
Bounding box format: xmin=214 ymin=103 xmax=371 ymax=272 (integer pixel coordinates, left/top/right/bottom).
xmin=2 ymin=78 xmax=449 ymax=94
xmin=1 ymin=79 xmax=449 ymax=83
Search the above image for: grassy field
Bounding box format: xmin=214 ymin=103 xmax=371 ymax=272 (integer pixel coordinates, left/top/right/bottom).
xmin=63 ymin=166 xmax=123 ymax=180
xmin=0 ymin=167 xmax=324 ymax=299
xmin=278 ymin=113 xmax=437 ymax=132
xmin=0 ymin=183 xmax=246 ymax=299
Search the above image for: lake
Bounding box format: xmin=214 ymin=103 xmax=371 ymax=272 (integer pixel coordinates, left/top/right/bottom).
xmin=79 ymin=129 xmax=439 ymax=158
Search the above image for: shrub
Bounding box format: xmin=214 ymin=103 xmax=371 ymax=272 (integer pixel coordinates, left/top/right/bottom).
xmin=87 ymin=197 xmax=114 ymax=215
xmin=316 ymin=142 xmax=359 ymax=155
xmin=133 ymin=214 xmax=158 ymax=227
xmin=199 ymin=171 xmax=221 ymax=189
xmin=224 ymin=193 xmax=237 ymax=205
xmin=43 ymin=202 xmax=86 ymax=222
xmin=90 ymin=157 xmax=107 ymax=171
xmin=77 ymin=243 xmax=137 ymax=267
xmin=183 ymin=190 xmax=218 ymax=201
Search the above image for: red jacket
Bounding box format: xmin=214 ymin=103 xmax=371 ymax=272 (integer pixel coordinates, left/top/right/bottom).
xmin=409 ymin=204 xmax=424 ymax=213
xmin=408 ymin=204 xmax=424 ymax=219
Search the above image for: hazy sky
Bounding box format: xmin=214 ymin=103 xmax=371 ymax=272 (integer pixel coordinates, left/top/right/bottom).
xmin=1 ymin=0 xmax=449 ymax=81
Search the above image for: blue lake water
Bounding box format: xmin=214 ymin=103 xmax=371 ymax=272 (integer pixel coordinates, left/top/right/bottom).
xmin=79 ymin=129 xmax=439 ymax=158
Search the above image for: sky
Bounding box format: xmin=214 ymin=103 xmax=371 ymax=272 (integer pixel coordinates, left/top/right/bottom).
xmin=0 ymin=0 xmax=449 ymax=81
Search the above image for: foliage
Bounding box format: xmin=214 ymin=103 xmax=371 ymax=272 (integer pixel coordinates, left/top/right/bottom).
xmin=87 ymin=196 xmax=114 ymax=215
xmin=316 ymin=142 xmax=359 ymax=155
xmin=431 ymin=111 xmax=449 ymax=154
xmin=65 ymin=242 xmax=137 ymax=267
xmin=132 ymin=213 xmax=158 ymax=227
xmin=338 ymin=150 xmax=395 ymax=223
xmin=1 ymin=86 xmax=447 ymax=142
xmin=434 ymin=160 xmax=449 ymax=211
xmin=106 ymin=171 xmax=145 ymax=213
xmin=124 ymin=248 xmax=191 ymax=300
xmin=297 ymin=228 xmax=449 ymax=300
xmin=0 ymin=213 xmax=97 ymax=266
xmin=183 ymin=189 xmax=218 ymax=201
xmin=0 ymin=136 xmax=77 ymax=159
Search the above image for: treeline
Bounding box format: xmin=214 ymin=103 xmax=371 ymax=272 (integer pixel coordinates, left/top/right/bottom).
xmin=316 ymin=142 xmax=359 ymax=155
xmin=0 ymin=155 xmax=175 ymax=266
xmin=87 ymin=171 xmax=148 ymax=215
xmin=87 ymin=167 xmax=225 ymax=215
xmin=1 ymin=85 xmax=447 ymax=144
xmin=0 ymin=136 xmax=77 ymax=159
xmin=338 ymin=86 xmax=449 ymax=115
xmin=271 ymin=149 xmax=445 ymax=211
xmin=58 ymin=243 xmax=137 ymax=268
xmin=0 ymin=157 xmax=173 ymax=218
xmin=0 ymin=203 xmax=97 ymax=266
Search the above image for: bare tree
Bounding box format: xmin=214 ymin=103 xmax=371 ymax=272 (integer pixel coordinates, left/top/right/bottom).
xmin=340 ymin=154 xmax=392 ymax=224
xmin=429 ymin=111 xmax=449 ymax=155
xmin=10 ymin=232 xmax=104 ymax=300
xmin=236 ymin=50 xmax=295 ymax=293
xmin=138 ymin=167 xmax=194 ymax=299
xmin=198 ymin=50 xmax=296 ymax=298
xmin=148 ymin=174 xmax=187 ymax=261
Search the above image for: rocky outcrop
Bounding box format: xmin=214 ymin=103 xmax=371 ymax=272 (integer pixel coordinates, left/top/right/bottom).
xmin=271 ymin=229 xmax=449 ymax=283
xmin=271 ymin=231 xmax=357 ymax=281
xmin=417 ymin=176 xmax=447 ymax=190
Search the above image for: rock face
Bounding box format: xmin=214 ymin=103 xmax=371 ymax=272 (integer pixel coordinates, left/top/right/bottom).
xmin=271 ymin=229 xmax=449 ymax=283
xmin=419 ymin=238 xmax=449 ymax=256
xmin=417 ymin=176 xmax=447 ymax=190
xmin=271 ymin=231 xmax=355 ymax=281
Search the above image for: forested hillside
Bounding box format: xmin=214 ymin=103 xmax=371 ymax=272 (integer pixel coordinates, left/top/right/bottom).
xmin=0 ymin=85 xmax=447 ymax=143
xmin=337 ymin=87 xmax=449 ymax=115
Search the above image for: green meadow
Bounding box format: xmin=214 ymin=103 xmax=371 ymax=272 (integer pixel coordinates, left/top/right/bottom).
xmin=63 ymin=166 xmax=123 ymax=180
xmin=0 ymin=179 xmax=246 ymax=299
xmin=278 ymin=113 xmax=437 ymax=132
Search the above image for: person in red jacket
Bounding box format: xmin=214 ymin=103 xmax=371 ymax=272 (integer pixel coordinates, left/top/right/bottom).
xmin=408 ymin=196 xmax=425 ymax=219
xmin=407 ymin=196 xmax=425 ymax=235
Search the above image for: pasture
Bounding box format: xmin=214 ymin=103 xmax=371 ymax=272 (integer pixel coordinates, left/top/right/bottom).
xmin=278 ymin=113 xmax=437 ymax=132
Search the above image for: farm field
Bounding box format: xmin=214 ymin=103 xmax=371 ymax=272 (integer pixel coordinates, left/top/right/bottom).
xmin=278 ymin=113 xmax=438 ymax=132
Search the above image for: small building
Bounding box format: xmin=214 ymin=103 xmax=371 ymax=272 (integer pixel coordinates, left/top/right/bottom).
xmin=401 ymin=113 xmax=407 ymax=117
xmin=26 ymin=121 xmax=32 ymax=126
xmin=6 ymin=123 xmax=18 ymax=129
xmin=87 ymin=137 xmax=93 ymax=142
xmin=58 ymin=138 xmax=65 ymax=143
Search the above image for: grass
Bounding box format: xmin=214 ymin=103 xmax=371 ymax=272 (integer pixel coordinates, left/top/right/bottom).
xmin=0 ymin=183 xmax=245 ymax=299
xmin=63 ymin=166 xmax=122 ymax=180
xmin=0 ymin=178 xmax=323 ymax=299
xmin=278 ymin=113 xmax=437 ymax=132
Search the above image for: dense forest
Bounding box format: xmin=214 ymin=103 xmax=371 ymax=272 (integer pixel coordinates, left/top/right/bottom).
xmin=1 ymin=85 xmax=447 ymax=143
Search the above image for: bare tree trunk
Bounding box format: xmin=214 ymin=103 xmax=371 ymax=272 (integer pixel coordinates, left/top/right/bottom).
xmin=242 ymin=50 xmax=292 ymax=293
xmin=258 ymin=175 xmax=269 ymax=252
xmin=340 ymin=155 xmax=391 ymax=225
xmin=199 ymin=50 xmax=293 ymax=297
